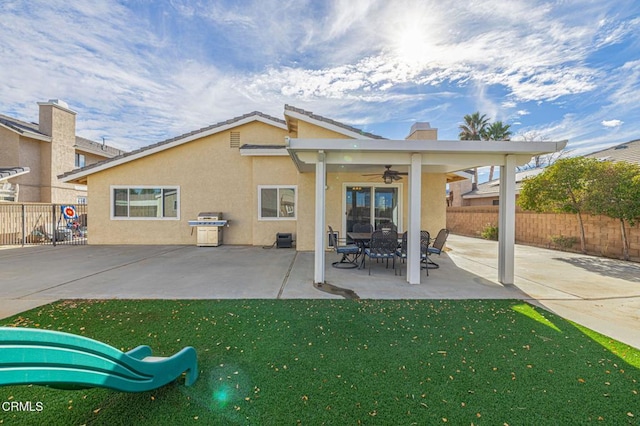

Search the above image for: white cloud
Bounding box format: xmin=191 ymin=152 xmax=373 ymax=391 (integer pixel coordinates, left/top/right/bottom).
xmin=602 ymin=119 xmax=624 ymax=127
xmin=1 ymin=0 xmax=639 ymax=151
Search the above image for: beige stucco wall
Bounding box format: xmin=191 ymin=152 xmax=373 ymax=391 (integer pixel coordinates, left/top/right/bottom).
xmin=251 ymin=156 xmax=299 ymax=246
xmin=0 ymin=127 xmax=20 ymax=165
xmin=19 ymin=138 xmax=43 ymax=202
xmin=422 ymin=173 xmax=447 ymax=235
xmin=87 ymin=121 xmax=292 ymax=245
xmin=297 ymin=121 xmax=350 ymax=139
xmin=0 ymin=127 xmax=44 ymax=202
xmin=81 ymin=116 xmax=449 ymax=249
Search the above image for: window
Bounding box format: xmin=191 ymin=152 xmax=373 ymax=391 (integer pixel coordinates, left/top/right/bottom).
xmin=111 ymin=186 xmax=179 ymax=219
xmin=258 ymin=186 xmax=296 ymax=220
xmin=75 ymin=153 xmax=85 ymax=168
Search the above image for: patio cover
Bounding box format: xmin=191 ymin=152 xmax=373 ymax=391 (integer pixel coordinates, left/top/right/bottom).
xmin=286 ymin=138 xmax=567 ymax=285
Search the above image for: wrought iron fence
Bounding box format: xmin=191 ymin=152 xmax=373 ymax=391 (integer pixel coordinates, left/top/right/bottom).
xmin=0 ymin=203 xmax=88 ymax=246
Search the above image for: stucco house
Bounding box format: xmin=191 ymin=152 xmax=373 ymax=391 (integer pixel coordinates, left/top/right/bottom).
xmin=584 ymin=139 xmax=640 ymax=164
xmin=0 ymin=100 xmax=124 ymax=203
xmin=60 ymin=105 xmax=565 ymax=285
xmin=448 ymin=168 xmax=545 ymax=207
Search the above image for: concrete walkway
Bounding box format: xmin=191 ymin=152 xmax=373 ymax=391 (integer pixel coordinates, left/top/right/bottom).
xmin=1 ymin=235 xmax=639 ymax=349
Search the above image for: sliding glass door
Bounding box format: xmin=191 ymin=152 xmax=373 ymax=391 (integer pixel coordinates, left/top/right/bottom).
xmin=344 ymin=184 xmax=400 ymax=236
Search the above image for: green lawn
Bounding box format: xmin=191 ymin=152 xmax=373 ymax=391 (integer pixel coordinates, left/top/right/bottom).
xmin=1 ymin=299 xmax=638 ymax=425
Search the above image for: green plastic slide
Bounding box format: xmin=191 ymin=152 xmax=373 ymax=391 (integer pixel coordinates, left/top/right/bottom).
xmin=0 ymin=327 xmax=198 ymax=392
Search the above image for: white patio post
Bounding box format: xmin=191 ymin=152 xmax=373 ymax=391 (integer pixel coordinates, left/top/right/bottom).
xmin=407 ymin=153 xmax=422 ymax=284
xmin=498 ymin=155 xmax=516 ymax=284
xmin=314 ymin=151 xmax=326 ymax=284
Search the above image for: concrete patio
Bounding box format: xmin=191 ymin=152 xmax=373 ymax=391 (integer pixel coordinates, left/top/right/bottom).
xmin=1 ymin=234 xmax=639 ymax=349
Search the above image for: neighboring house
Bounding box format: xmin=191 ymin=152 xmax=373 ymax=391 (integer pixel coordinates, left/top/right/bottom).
xmin=449 ymin=138 xmax=640 ymax=207
xmin=0 ymin=100 xmax=124 ymax=204
xmin=61 ymin=104 xmax=564 ymax=285
xmin=449 ymin=168 xmax=545 ymax=206
xmin=584 ymin=139 xmax=640 ymax=164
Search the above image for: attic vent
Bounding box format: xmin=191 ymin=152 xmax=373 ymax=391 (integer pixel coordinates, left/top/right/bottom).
xmin=614 ymin=145 xmax=628 ymax=150
xmin=230 ymin=131 xmax=240 ymax=148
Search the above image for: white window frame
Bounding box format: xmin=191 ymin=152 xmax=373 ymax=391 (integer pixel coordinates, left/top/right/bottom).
xmin=110 ymin=185 xmax=180 ymax=220
xmin=75 ymin=153 xmax=86 ymax=168
xmin=258 ymin=185 xmax=297 ymax=221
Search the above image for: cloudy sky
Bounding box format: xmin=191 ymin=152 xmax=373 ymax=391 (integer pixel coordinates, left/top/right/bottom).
xmin=1 ymin=0 xmax=639 ymax=160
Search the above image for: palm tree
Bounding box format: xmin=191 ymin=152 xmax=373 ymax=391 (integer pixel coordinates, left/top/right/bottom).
xmin=484 ymin=121 xmax=512 ymax=181
xmin=459 ymin=112 xmax=490 ymax=190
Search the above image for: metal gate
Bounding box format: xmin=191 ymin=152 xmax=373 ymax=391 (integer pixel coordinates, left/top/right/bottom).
xmin=0 ymin=204 xmax=88 ymax=246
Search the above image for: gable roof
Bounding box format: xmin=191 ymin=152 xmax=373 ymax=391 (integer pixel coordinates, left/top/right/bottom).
xmin=59 ymin=111 xmax=288 ymax=183
xmin=462 ymin=168 xmax=545 ymax=199
xmin=0 ymin=113 xmax=51 ymax=142
xmin=75 ymin=136 xmax=125 ymax=158
xmin=284 ymin=105 xmax=385 ymax=140
xmin=584 ymin=139 xmax=640 ymax=165
xmin=0 ymin=166 xmax=30 ymax=182
xmin=0 ymin=113 xmax=123 ymax=157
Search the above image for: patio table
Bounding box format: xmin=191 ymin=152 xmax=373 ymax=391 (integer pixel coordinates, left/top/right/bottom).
xmin=346 ymin=232 xmax=371 ymax=269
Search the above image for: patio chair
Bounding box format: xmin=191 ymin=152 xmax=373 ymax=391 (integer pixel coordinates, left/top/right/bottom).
xmin=0 ymin=327 xmax=198 ymax=392
xmin=352 ymin=222 xmax=373 ymax=246
xmin=328 ymin=225 xmax=360 ymax=269
xmin=425 ymin=228 xmax=450 ymax=269
xmin=352 ymin=222 xmax=373 ymax=233
xmin=420 ymin=230 xmax=431 ymax=276
xmin=395 ymin=231 xmax=407 ymax=276
xmin=363 ymin=230 xmax=398 ymax=275
xmin=377 ymin=221 xmax=397 ymax=232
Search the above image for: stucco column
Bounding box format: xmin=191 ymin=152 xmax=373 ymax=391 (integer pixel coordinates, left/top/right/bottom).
xmin=314 ymin=151 xmax=326 ymax=284
xmin=498 ymin=155 xmax=516 ymax=284
xmin=407 ymin=153 xmax=422 ymax=284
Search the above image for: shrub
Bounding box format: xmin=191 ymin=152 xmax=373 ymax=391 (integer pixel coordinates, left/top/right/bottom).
xmin=480 ymin=223 xmax=499 ymax=240
xmin=549 ymin=235 xmax=577 ymax=249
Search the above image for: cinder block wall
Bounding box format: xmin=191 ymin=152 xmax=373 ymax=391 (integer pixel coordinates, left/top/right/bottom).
xmin=447 ymin=206 xmax=640 ymax=262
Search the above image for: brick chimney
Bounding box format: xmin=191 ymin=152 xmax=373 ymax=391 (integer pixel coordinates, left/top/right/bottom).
xmin=406 ymin=122 xmax=437 ymax=140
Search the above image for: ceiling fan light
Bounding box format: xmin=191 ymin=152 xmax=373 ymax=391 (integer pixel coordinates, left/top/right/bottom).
xmin=384 ymin=175 xmax=393 ymax=184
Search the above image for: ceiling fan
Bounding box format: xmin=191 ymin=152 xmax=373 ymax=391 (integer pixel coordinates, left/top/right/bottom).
xmin=362 ymin=165 xmax=408 ymax=184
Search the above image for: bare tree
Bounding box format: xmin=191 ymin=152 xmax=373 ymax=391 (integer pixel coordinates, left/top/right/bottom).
xmin=515 ymin=131 xmax=570 ymax=171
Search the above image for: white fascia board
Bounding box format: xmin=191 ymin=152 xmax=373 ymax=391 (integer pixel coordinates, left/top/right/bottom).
xmin=239 ymin=148 xmax=289 ymax=156
xmin=288 ymin=138 xmax=567 ymax=155
xmin=284 ymin=110 xmax=376 ymax=140
xmin=61 ymin=115 xmax=287 ymax=182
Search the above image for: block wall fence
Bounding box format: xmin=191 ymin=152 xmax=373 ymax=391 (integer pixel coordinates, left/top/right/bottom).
xmin=446 ymin=206 xmax=640 ymax=262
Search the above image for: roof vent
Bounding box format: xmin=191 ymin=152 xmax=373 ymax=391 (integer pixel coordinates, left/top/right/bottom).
xmin=614 ymin=144 xmax=629 ymax=150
